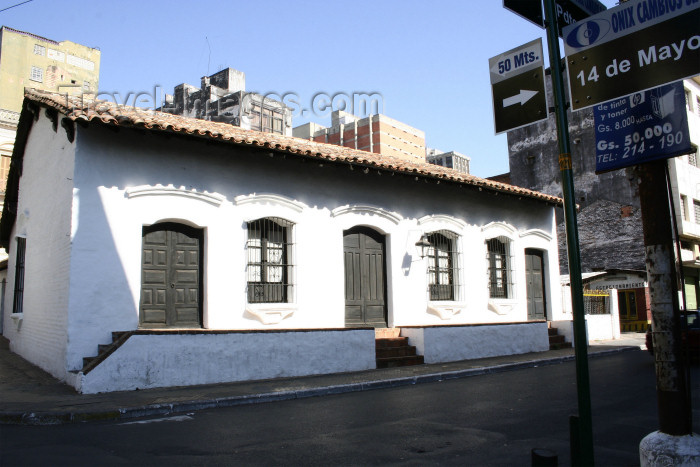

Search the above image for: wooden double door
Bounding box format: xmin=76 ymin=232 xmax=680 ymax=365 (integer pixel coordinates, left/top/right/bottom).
xmin=140 ymin=223 xmax=202 ymax=328
xmin=343 ymin=227 xmax=388 ymax=327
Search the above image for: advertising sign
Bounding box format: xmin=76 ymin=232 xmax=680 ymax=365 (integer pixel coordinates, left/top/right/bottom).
xmin=562 ymin=0 xmax=700 ymax=110
xmin=489 ymin=38 xmax=548 ymax=134
xmin=593 ymin=81 xmax=691 ymax=173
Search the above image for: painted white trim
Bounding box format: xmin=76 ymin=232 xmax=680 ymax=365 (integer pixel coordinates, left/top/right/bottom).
xmin=519 ymin=229 xmax=553 ymax=242
xmin=417 ymin=214 xmax=467 ymax=231
xmin=126 ymin=185 xmax=225 ymax=207
xmin=481 ymin=221 xmax=517 ymax=238
xmin=235 ymin=193 xmax=307 ymax=213
xmin=426 ymin=303 xmax=465 ymax=320
xmin=331 ymin=204 xmax=402 ymax=225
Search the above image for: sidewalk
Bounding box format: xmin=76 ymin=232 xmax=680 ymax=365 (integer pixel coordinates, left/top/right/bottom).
xmin=0 ymin=334 xmax=646 ymax=425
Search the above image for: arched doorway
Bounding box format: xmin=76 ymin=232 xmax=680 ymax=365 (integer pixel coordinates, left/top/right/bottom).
xmin=343 ymin=226 xmax=388 ymax=327
xmin=140 ymin=222 xmax=203 ymax=328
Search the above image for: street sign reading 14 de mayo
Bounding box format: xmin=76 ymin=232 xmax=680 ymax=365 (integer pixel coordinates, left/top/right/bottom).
xmin=489 ymin=38 xmax=548 ymax=134
xmin=562 ymin=0 xmax=700 ymax=111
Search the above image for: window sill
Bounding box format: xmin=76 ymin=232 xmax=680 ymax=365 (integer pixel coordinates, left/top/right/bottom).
xmin=245 ymin=304 xmax=297 ymax=325
xmin=10 ymin=313 xmax=23 ymax=330
xmin=487 ymin=299 xmax=516 ymax=315
xmin=427 ymin=302 xmax=465 ymax=320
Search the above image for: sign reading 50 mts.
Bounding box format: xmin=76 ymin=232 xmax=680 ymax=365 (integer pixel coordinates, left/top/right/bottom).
xmin=489 ymin=38 xmax=548 ymax=134
xmin=562 ymin=0 xmax=700 ymax=111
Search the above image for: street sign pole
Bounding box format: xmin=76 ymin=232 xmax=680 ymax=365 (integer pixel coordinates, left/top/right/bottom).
xmin=542 ymin=0 xmax=594 ymax=464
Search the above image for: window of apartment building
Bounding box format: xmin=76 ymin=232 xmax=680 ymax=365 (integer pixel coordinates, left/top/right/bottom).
xmin=249 ymin=106 xmax=261 ymax=131
xmin=29 ymin=66 xmax=43 ymax=83
xmin=273 ymin=115 xmax=283 ymax=134
xmin=12 ymin=237 xmax=26 ymax=315
xmin=262 ymin=108 xmax=273 ymax=132
xmin=0 ymin=153 xmax=10 ymax=194
xmin=33 ymin=44 xmax=45 ymax=56
xmin=83 ymin=81 xmax=90 ymax=91
xmin=686 ymin=89 xmax=694 ymax=113
xmin=486 ymin=237 xmax=513 ymax=299
xmin=681 ymin=195 xmax=689 ymax=221
xmin=695 ymin=200 xmax=700 ymax=225
xmin=246 ymin=218 xmax=294 ymax=303
xmin=689 ymin=146 xmax=700 ymax=168
xmin=426 ymin=231 xmax=460 ymax=301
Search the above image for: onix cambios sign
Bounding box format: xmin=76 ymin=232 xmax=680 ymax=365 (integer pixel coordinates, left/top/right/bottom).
xmin=562 ymin=0 xmax=700 ymax=110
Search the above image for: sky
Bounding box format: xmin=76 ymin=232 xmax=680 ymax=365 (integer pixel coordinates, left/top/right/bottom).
xmin=0 ymin=0 xmax=619 ymax=178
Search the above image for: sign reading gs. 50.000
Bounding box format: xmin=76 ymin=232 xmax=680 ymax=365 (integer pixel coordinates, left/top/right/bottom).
xmin=563 ymin=0 xmax=699 ymax=111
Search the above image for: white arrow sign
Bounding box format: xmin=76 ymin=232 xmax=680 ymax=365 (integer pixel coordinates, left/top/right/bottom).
xmin=503 ymin=89 xmax=539 ymax=107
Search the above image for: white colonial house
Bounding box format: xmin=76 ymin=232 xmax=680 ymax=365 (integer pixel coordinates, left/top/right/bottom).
xmin=0 ymin=89 xmax=565 ymax=393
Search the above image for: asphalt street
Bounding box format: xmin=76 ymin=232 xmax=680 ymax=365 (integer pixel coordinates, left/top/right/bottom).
xmin=2 ymin=350 xmax=697 ymax=466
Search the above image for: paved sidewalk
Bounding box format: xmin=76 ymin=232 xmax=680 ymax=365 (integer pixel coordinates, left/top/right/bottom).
xmin=0 ymin=334 xmax=646 ymax=425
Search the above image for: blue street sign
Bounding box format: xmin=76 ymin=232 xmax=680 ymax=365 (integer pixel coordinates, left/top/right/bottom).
xmin=594 ymin=81 xmax=691 ymax=173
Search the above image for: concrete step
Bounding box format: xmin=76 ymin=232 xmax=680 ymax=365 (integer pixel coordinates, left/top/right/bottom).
xmin=376 ymin=345 xmax=418 ymax=359
xmin=550 ymin=342 xmax=573 ymax=350
xmin=376 ymin=355 xmax=425 ymax=368
xmin=549 ymin=334 xmax=566 ymax=345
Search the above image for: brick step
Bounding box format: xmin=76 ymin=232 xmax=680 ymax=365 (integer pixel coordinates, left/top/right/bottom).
xmin=548 ymin=334 xmax=566 ymax=345
xmin=375 ymin=337 xmax=409 ymax=348
xmin=377 ymin=355 xmax=425 ymax=368
xmin=376 ymin=345 xmax=418 ymax=359
xmin=548 ymin=328 xmax=559 ymax=336
xmin=550 ymin=342 xmax=573 ymax=350
xmin=375 ymin=328 xmax=401 ymax=339
xmin=83 ymin=356 xmax=96 ymax=368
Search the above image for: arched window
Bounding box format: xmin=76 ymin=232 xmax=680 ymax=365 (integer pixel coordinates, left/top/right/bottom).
xmin=246 ymin=218 xmax=294 ymax=303
xmin=426 ymin=230 xmax=460 ymax=301
xmin=486 ymin=236 xmax=512 ymax=299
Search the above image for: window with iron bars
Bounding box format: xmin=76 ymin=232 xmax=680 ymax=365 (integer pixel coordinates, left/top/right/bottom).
xmin=426 ymin=230 xmax=461 ymax=301
xmin=246 ymin=218 xmax=294 ymax=303
xmin=486 ymin=236 xmax=513 ymax=299
xmin=12 ymin=237 xmax=26 ymax=315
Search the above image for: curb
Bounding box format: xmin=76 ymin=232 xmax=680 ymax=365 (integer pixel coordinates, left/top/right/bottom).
xmin=0 ymin=346 xmax=639 ymax=425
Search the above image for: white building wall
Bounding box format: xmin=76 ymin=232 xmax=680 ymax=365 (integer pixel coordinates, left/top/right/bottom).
xmin=9 ymin=117 xmax=563 ymax=383
xmin=2 ymin=115 xmax=75 ymax=378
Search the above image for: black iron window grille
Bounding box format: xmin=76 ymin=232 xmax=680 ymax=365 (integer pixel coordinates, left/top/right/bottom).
xmin=427 ymin=230 xmax=460 ymax=301
xmin=246 ymin=218 xmax=294 ymax=303
xmin=12 ymin=237 xmax=26 ymax=315
xmin=486 ymin=236 xmax=513 ymax=299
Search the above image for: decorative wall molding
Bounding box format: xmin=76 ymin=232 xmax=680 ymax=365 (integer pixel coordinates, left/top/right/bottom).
xmin=427 ymin=304 xmax=464 ymax=320
xmin=481 ymin=221 xmax=517 ymax=238
xmin=331 ymin=204 xmax=402 ymax=225
xmin=234 ymin=193 xmax=307 ymax=213
xmin=519 ymin=228 xmax=553 ymax=242
xmin=417 ymin=214 xmax=467 ymax=231
xmin=245 ymin=306 xmax=296 ymax=325
xmin=126 ymin=185 xmax=225 ymax=206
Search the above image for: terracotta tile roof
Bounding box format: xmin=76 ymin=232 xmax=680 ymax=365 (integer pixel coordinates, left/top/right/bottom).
xmin=23 ymin=89 xmax=562 ymax=205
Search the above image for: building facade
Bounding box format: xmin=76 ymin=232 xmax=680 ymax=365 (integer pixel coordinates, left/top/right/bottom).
xmin=293 ymin=111 xmax=427 ymax=164
xmin=160 ymin=67 xmax=292 ymax=136
xmin=1 ymin=90 xmax=564 ymax=393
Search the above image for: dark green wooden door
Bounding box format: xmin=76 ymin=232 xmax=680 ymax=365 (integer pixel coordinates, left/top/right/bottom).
xmin=140 ymin=223 xmax=202 ymax=328
xmin=525 ymin=249 xmax=546 ymax=320
xmin=344 ymin=227 xmax=387 ymax=327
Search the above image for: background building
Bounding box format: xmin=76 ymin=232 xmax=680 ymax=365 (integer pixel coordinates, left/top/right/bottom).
xmin=293 ymin=110 xmax=426 ymax=163
xmin=426 ymin=148 xmax=470 ymax=174
xmin=160 ymin=67 xmax=292 ymax=136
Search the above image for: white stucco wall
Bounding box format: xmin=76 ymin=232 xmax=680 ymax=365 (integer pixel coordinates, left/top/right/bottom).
xmin=2 ymin=114 xmax=75 ymax=378
xmin=79 ymin=329 xmax=375 ymax=394
xmin=401 ymin=322 xmax=549 ymax=364
xmin=6 ymin=114 xmax=564 ymax=386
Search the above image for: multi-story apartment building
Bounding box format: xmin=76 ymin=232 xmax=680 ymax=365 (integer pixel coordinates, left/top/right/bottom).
xmin=426 ymin=148 xmax=470 ymax=174
xmin=670 ymin=78 xmax=700 ymax=310
xmin=293 ymin=110 xmax=426 ymax=163
xmin=0 ymin=26 xmax=100 ymax=113
xmin=160 ymin=68 xmax=292 ymax=136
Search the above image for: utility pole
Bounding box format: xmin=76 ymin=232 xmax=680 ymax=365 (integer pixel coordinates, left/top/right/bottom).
xmin=542 ymin=0 xmax=594 ymax=464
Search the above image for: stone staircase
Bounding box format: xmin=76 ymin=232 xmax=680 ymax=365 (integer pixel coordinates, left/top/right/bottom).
xmin=375 ymin=328 xmax=424 ymax=368
xmin=548 ymin=324 xmax=572 ymax=350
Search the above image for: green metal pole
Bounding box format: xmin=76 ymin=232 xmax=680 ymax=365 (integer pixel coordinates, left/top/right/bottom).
xmin=542 ymin=0 xmax=594 ymax=464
